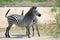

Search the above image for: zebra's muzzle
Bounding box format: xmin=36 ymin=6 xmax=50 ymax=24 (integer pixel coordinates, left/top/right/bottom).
xmin=38 ymin=14 xmax=41 ymax=17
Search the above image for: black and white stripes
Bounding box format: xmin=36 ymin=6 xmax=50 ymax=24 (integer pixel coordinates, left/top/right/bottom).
xmin=5 ymin=6 xmax=41 ymax=38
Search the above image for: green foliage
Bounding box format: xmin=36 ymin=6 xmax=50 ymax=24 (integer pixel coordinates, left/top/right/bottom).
xmin=0 ymin=0 xmax=6 ymax=2
xmin=57 ymin=0 xmax=60 ymax=6
xmin=37 ymin=0 xmax=46 ymax=2
xmin=31 ymin=0 xmax=46 ymax=2
xmin=6 ymin=0 xmax=23 ymax=2
xmin=55 ymin=13 xmax=60 ymax=20
xmin=0 ymin=0 xmax=23 ymax=2
xmin=58 ymin=24 xmax=60 ymax=28
xmin=51 ymin=7 xmax=57 ymax=13
xmin=55 ymin=13 xmax=60 ymax=28
xmin=50 ymin=7 xmax=60 ymax=37
xmin=31 ymin=0 xmax=37 ymax=2
xmin=0 ymin=0 xmax=46 ymax=2
xmin=55 ymin=9 xmax=60 ymax=36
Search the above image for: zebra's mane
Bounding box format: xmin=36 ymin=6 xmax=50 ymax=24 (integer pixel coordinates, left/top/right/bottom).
xmin=25 ymin=6 xmax=37 ymax=16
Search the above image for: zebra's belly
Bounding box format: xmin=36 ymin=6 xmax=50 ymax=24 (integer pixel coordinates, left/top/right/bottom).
xmin=14 ymin=20 xmax=33 ymax=27
xmin=13 ymin=18 xmax=27 ymax=27
xmin=14 ymin=22 xmax=27 ymax=27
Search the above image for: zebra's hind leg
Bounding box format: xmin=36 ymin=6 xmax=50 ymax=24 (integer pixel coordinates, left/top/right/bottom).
xmin=5 ymin=23 xmax=13 ymax=38
xmin=26 ymin=27 xmax=31 ymax=36
xmin=36 ymin=24 xmax=40 ymax=37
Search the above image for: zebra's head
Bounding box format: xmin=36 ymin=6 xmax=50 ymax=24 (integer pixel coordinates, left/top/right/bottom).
xmin=30 ymin=6 xmax=41 ymax=17
xmin=25 ymin=6 xmax=41 ymax=18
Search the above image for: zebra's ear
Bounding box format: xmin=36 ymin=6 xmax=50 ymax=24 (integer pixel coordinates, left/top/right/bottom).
xmin=32 ymin=6 xmax=37 ymax=9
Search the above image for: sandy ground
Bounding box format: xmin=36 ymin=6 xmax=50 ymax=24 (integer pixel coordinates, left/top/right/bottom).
xmin=0 ymin=32 xmax=57 ymax=40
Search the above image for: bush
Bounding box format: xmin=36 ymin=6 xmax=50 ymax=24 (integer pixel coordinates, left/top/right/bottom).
xmin=31 ymin=0 xmax=46 ymax=2
xmin=0 ymin=0 xmax=46 ymax=2
xmin=57 ymin=0 xmax=60 ymax=6
xmin=37 ymin=0 xmax=46 ymax=2
xmin=55 ymin=13 xmax=60 ymax=20
xmin=51 ymin=7 xmax=57 ymax=13
xmin=7 ymin=0 xmax=23 ymax=2
xmin=0 ymin=0 xmax=6 ymax=2
xmin=0 ymin=0 xmax=23 ymax=2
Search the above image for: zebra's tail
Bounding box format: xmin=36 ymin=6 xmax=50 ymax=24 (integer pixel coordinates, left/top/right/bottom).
xmin=21 ymin=10 xmax=24 ymax=16
xmin=5 ymin=9 xmax=10 ymax=17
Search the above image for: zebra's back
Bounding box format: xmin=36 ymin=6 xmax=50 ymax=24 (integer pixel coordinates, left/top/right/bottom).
xmin=7 ymin=14 xmax=24 ymax=26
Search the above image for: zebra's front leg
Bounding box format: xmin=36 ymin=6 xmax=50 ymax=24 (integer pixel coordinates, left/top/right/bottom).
xmin=5 ymin=23 xmax=12 ymax=38
xmin=32 ymin=24 xmax=34 ymax=37
xmin=26 ymin=26 xmax=30 ymax=38
xmin=26 ymin=27 xmax=28 ymax=36
xmin=36 ymin=24 xmax=40 ymax=37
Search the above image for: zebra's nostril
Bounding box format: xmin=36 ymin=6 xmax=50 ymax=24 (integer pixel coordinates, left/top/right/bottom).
xmin=38 ymin=14 xmax=41 ymax=17
xmin=33 ymin=20 xmax=35 ymax=22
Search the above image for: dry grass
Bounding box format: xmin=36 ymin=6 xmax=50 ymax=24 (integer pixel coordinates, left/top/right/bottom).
xmin=38 ymin=24 xmax=59 ymax=38
xmin=0 ymin=24 xmax=60 ymax=38
xmin=0 ymin=26 xmax=26 ymax=33
xmin=0 ymin=28 xmax=5 ymax=32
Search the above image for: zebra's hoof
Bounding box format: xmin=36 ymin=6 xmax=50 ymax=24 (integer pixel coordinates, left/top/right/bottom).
xmin=5 ymin=36 xmax=11 ymax=38
xmin=32 ymin=35 xmax=34 ymax=37
xmin=38 ymin=34 xmax=40 ymax=37
xmin=28 ymin=35 xmax=30 ymax=38
xmin=5 ymin=35 xmax=10 ymax=38
xmin=5 ymin=36 xmax=10 ymax=38
xmin=28 ymin=36 xmax=30 ymax=38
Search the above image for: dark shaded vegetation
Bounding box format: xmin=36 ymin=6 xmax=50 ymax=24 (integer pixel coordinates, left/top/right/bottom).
xmin=0 ymin=0 xmax=46 ymax=2
xmin=57 ymin=0 xmax=60 ymax=6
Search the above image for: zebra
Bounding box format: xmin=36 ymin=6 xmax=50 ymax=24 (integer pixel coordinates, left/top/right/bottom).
xmin=21 ymin=10 xmax=41 ymax=37
xmin=5 ymin=6 xmax=41 ymax=38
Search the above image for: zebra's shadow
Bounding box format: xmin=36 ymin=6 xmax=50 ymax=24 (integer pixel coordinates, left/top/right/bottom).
xmin=12 ymin=34 xmax=27 ymax=38
xmin=0 ymin=32 xmax=27 ymax=38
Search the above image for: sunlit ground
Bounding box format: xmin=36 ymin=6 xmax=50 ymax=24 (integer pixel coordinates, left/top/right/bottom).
xmin=0 ymin=24 xmax=59 ymax=38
